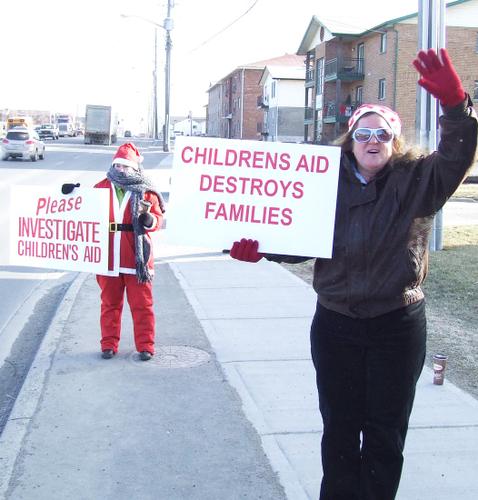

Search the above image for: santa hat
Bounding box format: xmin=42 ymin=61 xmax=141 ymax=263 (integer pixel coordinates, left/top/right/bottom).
xmin=112 ymin=143 xmax=144 ymax=169
xmin=348 ymin=104 xmax=402 ymax=137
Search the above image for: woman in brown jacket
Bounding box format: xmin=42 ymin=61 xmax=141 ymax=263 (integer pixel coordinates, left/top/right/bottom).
xmin=229 ymin=49 xmax=477 ymax=500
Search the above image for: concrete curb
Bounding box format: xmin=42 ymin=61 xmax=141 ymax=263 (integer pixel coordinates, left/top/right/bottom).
xmin=0 ymin=274 xmax=67 ymax=370
xmin=0 ymin=272 xmax=88 ymax=497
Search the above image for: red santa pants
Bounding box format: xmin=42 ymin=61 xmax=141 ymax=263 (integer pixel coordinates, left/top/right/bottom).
xmin=96 ymin=274 xmax=155 ymax=354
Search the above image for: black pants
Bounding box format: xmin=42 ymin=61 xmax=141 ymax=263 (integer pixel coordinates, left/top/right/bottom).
xmin=310 ymin=301 xmax=426 ymax=500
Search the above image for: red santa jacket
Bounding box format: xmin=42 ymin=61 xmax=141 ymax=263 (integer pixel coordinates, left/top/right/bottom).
xmin=94 ymin=178 xmax=163 ymax=276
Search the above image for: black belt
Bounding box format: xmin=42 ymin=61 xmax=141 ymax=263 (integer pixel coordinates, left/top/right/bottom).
xmin=109 ymin=222 xmax=134 ymax=232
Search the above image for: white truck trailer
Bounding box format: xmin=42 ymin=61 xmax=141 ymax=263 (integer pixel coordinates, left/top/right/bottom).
xmin=84 ymin=105 xmax=118 ymax=145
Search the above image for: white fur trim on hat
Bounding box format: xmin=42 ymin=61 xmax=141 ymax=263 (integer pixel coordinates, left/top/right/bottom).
xmin=111 ymin=142 xmax=143 ymax=169
xmin=348 ymin=104 xmax=402 ymax=137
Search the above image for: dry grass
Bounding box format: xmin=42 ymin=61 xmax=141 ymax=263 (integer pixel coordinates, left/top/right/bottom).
xmin=281 ymin=216 xmax=478 ymax=399
xmin=424 ymin=228 xmax=478 ymax=397
xmin=453 ymin=182 xmax=478 ymax=200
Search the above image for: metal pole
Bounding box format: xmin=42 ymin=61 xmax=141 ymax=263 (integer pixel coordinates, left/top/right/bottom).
xmin=163 ymin=0 xmax=173 ymax=152
xmin=153 ymin=28 xmax=159 ymax=140
xmin=417 ymin=0 xmax=446 ymax=251
xmin=434 ymin=0 xmax=446 ymax=251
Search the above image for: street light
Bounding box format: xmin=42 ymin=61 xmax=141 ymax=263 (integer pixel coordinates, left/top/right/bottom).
xmin=121 ymin=3 xmax=173 ymax=152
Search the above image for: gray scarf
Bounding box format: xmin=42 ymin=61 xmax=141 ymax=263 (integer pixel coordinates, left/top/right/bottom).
xmin=107 ymin=165 xmax=165 ymax=283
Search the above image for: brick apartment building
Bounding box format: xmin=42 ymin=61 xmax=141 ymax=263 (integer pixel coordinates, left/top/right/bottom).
xmin=206 ymin=54 xmax=304 ymax=140
xmin=297 ymin=0 xmax=478 ymax=144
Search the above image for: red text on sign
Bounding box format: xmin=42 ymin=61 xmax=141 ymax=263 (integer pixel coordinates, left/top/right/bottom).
xmin=295 ymin=154 xmax=329 ymax=173
xmin=17 ymin=240 xmax=79 ymax=260
xmin=36 ymin=195 xmax=83 ymax=216
xmin=18 ymin=217 xmax=100 ymax=243
xmin=199 ymin=174 xmax=304 ymax=199
xmin=181 ymin=146 xmax=291 ymax=170
xmin=204 ymin=202 xmax=292 ymax=226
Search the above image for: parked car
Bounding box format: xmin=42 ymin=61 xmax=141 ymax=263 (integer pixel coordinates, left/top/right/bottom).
xmin=38 ymin=123 xmax=59 ymax=140
xmin=1 ymin=127 xmax=45 ymax=161
xmin=124 ymin=130 xmax=132 ymax=137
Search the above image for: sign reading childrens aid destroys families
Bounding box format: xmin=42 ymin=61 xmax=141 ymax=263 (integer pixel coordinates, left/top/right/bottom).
xmin=9 ymin=186 xmax=109 ymax=273
xmin=167 ymin=136 xmax=341 ymax=258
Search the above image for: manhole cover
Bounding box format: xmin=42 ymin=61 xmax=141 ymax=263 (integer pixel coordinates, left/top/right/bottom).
xmin=130 ymin=345 xmax=210 ymax=368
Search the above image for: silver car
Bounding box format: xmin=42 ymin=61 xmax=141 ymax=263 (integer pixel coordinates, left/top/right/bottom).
xmin=1 ymin=127 xmax=45 ymax=161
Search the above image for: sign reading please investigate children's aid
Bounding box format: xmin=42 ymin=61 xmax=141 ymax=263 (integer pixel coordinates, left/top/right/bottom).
xmin=9 ymin=185 xmax=109 ymax=273
xmin=166 ymin=136 xmax=341 ymax=258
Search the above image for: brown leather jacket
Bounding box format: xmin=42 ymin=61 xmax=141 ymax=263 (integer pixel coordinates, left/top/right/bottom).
xmin=267 ymin=98 xmax=477 ymax=318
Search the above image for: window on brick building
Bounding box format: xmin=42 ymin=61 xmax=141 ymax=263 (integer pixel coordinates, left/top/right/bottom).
xmin=474 ymin=80 xmax=478 ymax=99
xmin=315 ymin=58 xmax=324 ymax=111
xmin=316 ymin=58 xmax=324 ymax=97
xmin=380 ymin=32 xmax=387 ymax=53
xmin=355 ymin=86 xmax=363 ymax=106
xmin=378 ymin=79 xmax=386 ymax=100
xmin=357 ymin=43 xmax=365 ymax=73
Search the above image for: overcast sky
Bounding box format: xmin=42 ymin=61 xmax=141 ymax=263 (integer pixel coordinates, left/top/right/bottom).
xmin=1 ymin=0 xmax=426 ymax=129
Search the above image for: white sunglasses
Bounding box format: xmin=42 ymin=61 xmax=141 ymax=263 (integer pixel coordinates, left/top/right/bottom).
xmin=352 ymin=127 xmax=394 ymax=143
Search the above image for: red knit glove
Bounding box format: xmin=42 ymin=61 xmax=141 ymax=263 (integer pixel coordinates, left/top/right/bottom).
xmin=230 ymin=238 xmax=263 ymax=263
xmin=412 ymin=48 xmax=465 ymax=107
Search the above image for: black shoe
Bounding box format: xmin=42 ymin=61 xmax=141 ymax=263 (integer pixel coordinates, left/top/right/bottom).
xmin=139 ymin=351 xmax=153 ymax=361
xmin=101 ymin=349 xmax=115 ymax=359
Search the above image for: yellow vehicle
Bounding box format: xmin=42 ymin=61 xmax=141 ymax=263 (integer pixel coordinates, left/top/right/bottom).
xmin=6 ymin=116 xmax=33 ymax=130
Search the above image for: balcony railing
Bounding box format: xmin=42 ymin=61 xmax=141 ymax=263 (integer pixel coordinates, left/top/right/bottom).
xmin=257 ymin=95 xmax=269 ymax=109
xmin=324 ymin=57 xmax=364 ymax=82
xmin=258 ymin=124 xmax=269 ymax=135
xmin=304 ymin=107 xmax=314 ymax=123
xmin=305 ymin=51 xmax=315 ymax=87
xmin=305 ymin=67 xmax=315 ymax=87
xmin=323 ymin=101 xmax=358 ymax=124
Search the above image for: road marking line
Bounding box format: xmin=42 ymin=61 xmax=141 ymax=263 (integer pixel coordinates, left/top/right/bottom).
xmin=0 ymin=271 xmax=67 ymax=280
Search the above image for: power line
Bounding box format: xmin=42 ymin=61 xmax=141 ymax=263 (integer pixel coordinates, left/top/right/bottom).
xmin=189 ymin=0 xmax=260 ymax=53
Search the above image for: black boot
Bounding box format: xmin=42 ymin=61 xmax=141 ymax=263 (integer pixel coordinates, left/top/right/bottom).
xmin=139 ymin=351 xmax=153 ymax=361
xmin=101 ymin=349 xmax=115 ymax=359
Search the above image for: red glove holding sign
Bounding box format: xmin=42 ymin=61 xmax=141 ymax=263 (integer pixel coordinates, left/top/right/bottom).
xmin=230 ymin=238 xmax=263 ymax=263
xmin=412 ymin=48 xmax=465 ymax=107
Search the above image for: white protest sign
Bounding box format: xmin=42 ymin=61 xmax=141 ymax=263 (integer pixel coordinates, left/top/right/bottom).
xmin=166 ymin=136 xmax=341 ymax=258
xmin=9 ymin=186 xmax=109 ymax=273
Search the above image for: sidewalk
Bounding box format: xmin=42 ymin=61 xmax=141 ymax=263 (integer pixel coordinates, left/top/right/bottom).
xmin=0 ymin=235 xmax=477 ymax=499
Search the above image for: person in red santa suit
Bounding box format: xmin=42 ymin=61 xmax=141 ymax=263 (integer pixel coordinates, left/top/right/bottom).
xmin=94 ymin=143 xmax=165 ymax=361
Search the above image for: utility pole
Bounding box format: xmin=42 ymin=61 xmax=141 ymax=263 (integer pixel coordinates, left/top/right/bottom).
xmin=153 ymin=28 xmax=159 ymax=140
xmin=120 ymin=8 xmax=173 ymax=149
xmin=417 ymin=0 xmax=445 ymax=251
xmin=163 ymin=0 xmax=174 ymax=152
